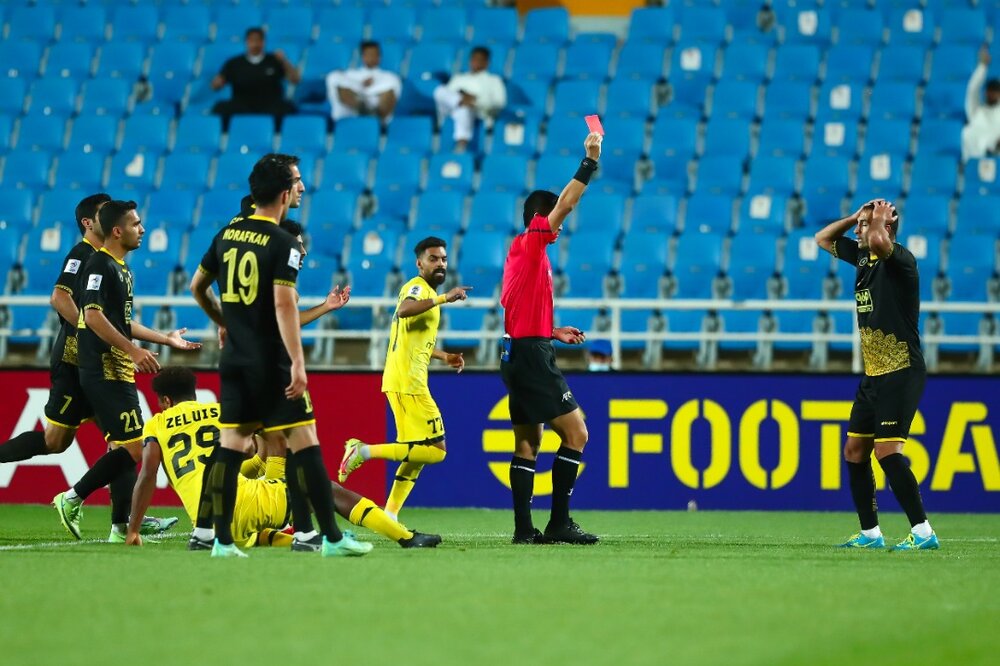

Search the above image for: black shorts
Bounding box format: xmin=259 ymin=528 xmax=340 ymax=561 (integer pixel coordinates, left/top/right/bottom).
xmin=78 ymin=371 xmax=144 ymax=445
xmin=44 ymin=362 xmax=95 ymax=429
xmin=500 ymin=337 xmax=579 ymax=426
xmin=219 ymin=363 xmax=316 ymax=432
xmin=848 ymin=367 xmax=926 ymax=442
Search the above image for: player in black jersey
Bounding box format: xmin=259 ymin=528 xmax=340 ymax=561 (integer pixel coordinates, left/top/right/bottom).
xmin=190 ymin=154 xmax=371 ymax=557
xmin=816 ymin=199 xmax=938 ymax=551
xmin=52 ymin=200 xmax=201 ymax=541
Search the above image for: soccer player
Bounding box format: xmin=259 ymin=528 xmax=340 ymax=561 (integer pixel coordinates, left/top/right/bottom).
xmin=815 ymin=199 xmax=939 ymax=550
xmin=500 ymin=132 xmax=603 ymax=545
xmin=126 ymin=368 xmax=440 ymax=549
xmin=51 ymin=200 xmax=201 ymax=541
xmin=190 ymin=155 xmax=370 ymax=557
xmin=338 ymin=237 xmax=469 ymax=522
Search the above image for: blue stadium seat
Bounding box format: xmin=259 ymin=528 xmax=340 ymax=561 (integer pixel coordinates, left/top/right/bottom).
xmin=694 ymin=155 xmax=745 ymax=196
xmin=384 ymin=117 xmax=434 ymax=156
xmin=574 ymin=193 xmax=625 ymax=235
xmin=683 ymin=194 xmax=733 ymax=235
xmin=198 ymin=191 xmax=240 ymax=228
xmin=678 ymin=6 xmax=727 ymax=45
xmin=80 ymin=79 xmax=131 ymax=117
xmin=28 ymin=79 xmax=77 ymax=117
xmin=333 ymin=117 xmax=380 ymax=155
xmin=564 ymin=232 xmax=615 ymax=297
xmin=0 ymin=190 xmax=34 ymax=232
xmin=620 ymin=235 xmax=669 ymax=298
xmin=468 ymin=191 xmax=518 ymax=233
xmin=489 ymin=116 xmax=540 ymax=156
xmin=747 ymin=157 xmax=797 ymax=196
xmin=900 ymin=194 xmax=950 ymax=236
xmin=774 ymin=311 xmax=814 ymax=351
xmin=411 ymin=190 xmax=465 ymax=238
xmin=278 ymin=115 xmax=329 ymax=157
xmin=0 ymin=42 xmax=42 ymax=81
xmin=938 ymin=313 xmax=985 ymax=353
xmin=298 ymin=254 xmax=340 ymax=298
xmin=44 ymin=43 xmax=95 ymax=79
xmin=304 ymin=191 xmax=358 ymax=250
xmin=53 ymin=153 xmax=105 ymax=191
xmin=67 ymin=115 xmax=118 ymax=155
xmin=406 ymin=43 xmax=457 ymax=79
xmin=110 ymin=6 xmax=160 ymax=43
xmin=372 ymin=182 xmax=420 ymax=221
xmin=0 ymin=114 xmax=9 ymax=152
xmin=420 ymin=7 xmax=467 ymax=44
xmin=929 ymin=46 xmax=979 ymax=83
xmin=855 ymin=151 xmax=904 ymax=199
xmin=426 ymin=154 xmax=474 ymax=194
xmin=722 ymin=42 xmax=770 ymax=82
xmin=816 ymin=81 xmax=864 ymax=120
xmin=779 ymin=6 xmax=832 ymax=46
xmin=470 ymin=7 xmax=519 ymax=46
xmin=628 ymin=6 xmax=674 ymax=44
xmin=903 ymin=234 xmax=943 ymax=298
xmin=56 ymin=6 xmax=107 ymax=44
xmin=738 ymin=192 xmax=788 ymax=234
xmin=662 ymin=310 xmax=705 ymax=351
xmin=442 ymin=308 xmax=488 ymax=350
xmin=782 ymin=232 xmax=830 ymax=299
xmin=812 ymin=117 xmax=858 ymax=158
xmin=824 ymin=45 xmax=874 ymax=84
xmin=864 ymin=118 xmax=912 ymax=156
xmin=132 ymin=232 xmax=183 ymax=295
xmin=562 ymin=39 xmax=613 ymax=81
xmin=174 ymin=115 xmax=222 ymax=154
xmin=7 ymin=7 xmax=57 ymax=43
xmin=885 ymin=7 xmax=935 ymax=46
xmin=162 ymin=6 xmax=211 ymax=43
xmin=602 ymin=117 xmax=646 ymax=155
xmin=314 ymin=7 xmax=363 ymax=46
xmin=946 ymin=235 xmax=997 ymax=300
xmin=703 ymin=119 xmax=752 ymax=158
xmin=773 ymin=45 xmax=821 ymax=81
xmin=161 ymin=154 xmax=211 ymax=191
xmin=630 ymin=195 xmax=679 ymax=234
xmin=37 ymin=189 xmax=82 ymax=229
xmin=762 ymin=80 xmax=813 ymax=120
xmin=551 ymin=80 xmax=602 ymax=118
xmin=922 ymin=81 xmax=966 ymax=121
xmin=965 ymin=158 xmax=1000 ymax=197
xmin=957 ymin=195 xmax=1000 ymax=236
xmin=909 ymin=155 xmax=958 ymax=197
xmin=719 ymin=310 xmax=761 ymax=351
xmin=868 ymin=82 xmax=916 ymax=121
xmin=370 ymin=6 xmax=417 ymax=43
xmin=523 ymin=7 xmax=570 ymax=44
xmin=711 ymin=81 xmax=759 ymax=120
xmin=938 ymin=8 xmax=987 ymax=45
xmin=544 ymin=117 xmax=583 ymax=156
xmin=674 ymin=233 xmax=723 ymax=298
xmin=318 ymin=153 xmax=370 ymax=193
xmin=303 ymin=43 xmax=352 ymax=79
xmin=108 ymin=152 xmax=158 ymax=194
xmin=266 ymin=7 xmax=314 ymax=45
xmin=533 ymin=155 xmax=580 ymax=191
xmin=214 ymin=153 xmax=257 ymax=191
xmin=877 ymin=46 xmax=927 ymax=84
xmin=225 ymin=116 xmax=275 ymax=155
xmin=3 ymin=151 xmax=52 ymax=189
xmin=95 ymin=43 xmax=147 ymax=81
xmin=616 ymin=43 xmax=666 ymax=82
xmin=510 ymin=43 xmax=561 ymax=83
xmin=669 ymin=41 xmax=717 ymax=103
xmin=651 ymin=116 xmax=697 ymax=162
xmin=375 ymin=152 xmax=422 ymax=192
xmin=478 ymin=155 xmax=528 ymax=193
xmin=916 ymin=119 xmax=962 ymax=158
xmin=148 ymin=43 xmax=197 ymax=104
xmin=757 ymin=120 xmax=805 ymax=158
xmin=456 ymin=229 xmax=507 ymax=290
xmin=835 ymin=9 xmax=884 ymax=45
xmin=15 ymin=115 xmax=65 ymax=153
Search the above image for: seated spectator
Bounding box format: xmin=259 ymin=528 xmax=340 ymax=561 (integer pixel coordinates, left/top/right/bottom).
xmin=211 ymin=27 xmax=299 ymax=124
xmin=587 ymin=340 xmax=613 ymax=372
xmin=962 ymin=46 xmax=1000 ymax=162
xmin=326 ymin=41 xmax=401 ymax=123
xmin=433 ymin=47 xmax=507 ymax=153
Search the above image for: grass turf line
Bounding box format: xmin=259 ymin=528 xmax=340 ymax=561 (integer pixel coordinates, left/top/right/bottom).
xmin=1 ymin=505 xmax=997 ymax=666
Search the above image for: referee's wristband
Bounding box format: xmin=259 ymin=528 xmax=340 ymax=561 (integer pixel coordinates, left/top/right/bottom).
xmin=434 ymin=294 xmax=448 ymax=306
xmin=573 ymin=157 xmax=599 ymax=185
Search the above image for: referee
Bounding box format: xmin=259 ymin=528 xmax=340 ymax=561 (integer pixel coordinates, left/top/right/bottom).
xmin=500 ymin=131 xmax=602 ymax=545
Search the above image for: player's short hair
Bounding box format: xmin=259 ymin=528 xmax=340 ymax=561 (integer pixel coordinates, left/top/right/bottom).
xmin=522 ymin=190 xmax=559 ymax=227
xmin=74 ymin=192 xmax=111 ymax=236
xmin=280 ymin=219 xmax=304 ymax=237
xmin=360 ymin=40 xmax=380 ymax=54
xmin=267 ymin=153 xmax=301 ymax=169
xmin=245 ymin=27 xmax=265 ymax=40
xmin=239 ymin=194 xmax=256 ymax=217
xmin=861 ymin=201 xmax=901 ymax=235
xmin=248 ymin=155 xmax=295 ymax=207
xmin=470 ymin=46 xmax=491 ymax=61
xmin=414 ymin=236 xmax=447 ymax=257
xmin=152 ymin=367 xmax=198 ymax=403
xmin=97 ymin=199 xmax=138 ymax=237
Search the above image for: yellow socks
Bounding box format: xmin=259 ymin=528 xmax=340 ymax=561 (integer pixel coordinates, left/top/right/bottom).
xmin=385 ymin=461 xmax=423 ymax=517
xmin=240 ymin=454 xmax=266 ymax=479
xmin=264 ymin=456 xmax=286 ymax=481
xmin=348 ymin=497 xmax=412 ymax=543
xmin=366 ymin=443 xmax=446 ymax=465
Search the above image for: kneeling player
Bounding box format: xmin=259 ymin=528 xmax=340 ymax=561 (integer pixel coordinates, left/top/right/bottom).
xmin=126 ymin=367 xmax=440 ymax=549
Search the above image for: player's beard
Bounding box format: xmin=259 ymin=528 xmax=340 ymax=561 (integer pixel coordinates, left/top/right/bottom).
xmin=429 ymin=269 xmax=446 ymax=287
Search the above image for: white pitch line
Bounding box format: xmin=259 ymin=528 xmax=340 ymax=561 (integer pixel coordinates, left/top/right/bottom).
xmin=0 ymin=532 xmax=184 ymax=551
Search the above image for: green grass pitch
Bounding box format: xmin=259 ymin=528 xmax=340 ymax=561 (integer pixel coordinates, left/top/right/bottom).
xmin=1 ymin=506 xmax=997 ymax=665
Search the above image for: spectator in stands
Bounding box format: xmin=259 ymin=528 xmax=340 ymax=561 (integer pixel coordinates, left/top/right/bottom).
xmin=326 ymin=41 xmax=401 ymax=123
xmin=433 ymin=47 xmax=507 ymax=153
xmin=962 ymin=46 xmax=1000 ymax=162
xmin=211 ymin=27 xmax=299 ymax=125
xmin=587 ymin=340 xmax=613 ymax=372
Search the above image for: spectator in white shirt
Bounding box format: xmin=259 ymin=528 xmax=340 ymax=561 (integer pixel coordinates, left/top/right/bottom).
xmin=962 ymin=46 xmax=1000 ymax=162
xmin=326 ymin=41 xmax=402 ymax=123
xmin=433 ymin=47 xmax=507 ymax=153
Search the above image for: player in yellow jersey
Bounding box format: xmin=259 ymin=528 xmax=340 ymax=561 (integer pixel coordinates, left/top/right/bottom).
xmin=125 ymin=367 xmax=441 ymax=549
xmin=339 ymin=237 xmax=469 ymax=521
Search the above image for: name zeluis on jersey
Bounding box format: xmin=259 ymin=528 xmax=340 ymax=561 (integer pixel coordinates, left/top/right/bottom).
xmin=222 ymin=228 xmax=271 ymax=247
xmin=165 ymin=405 xmax=221 ymax=430
xmin=855 ymin=289 xmax=873 ymax=313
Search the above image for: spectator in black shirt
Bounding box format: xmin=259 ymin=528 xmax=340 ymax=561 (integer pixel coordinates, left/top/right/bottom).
xmin=212 ymin=27 xmax=300 ymax=125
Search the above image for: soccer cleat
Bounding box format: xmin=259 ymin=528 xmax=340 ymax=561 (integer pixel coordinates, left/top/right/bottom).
xmin=544 ymin=519 xmax=599 ymax=545
xmin=837 ymin=533 xmax=886 ymax=549
xmin=52 ymin=492 xmax=82 ymax=540
xmin=188 ymin=535 xmax=214 ymax=551
xmin=337 ymin=438 xmax=365 ymax=483
xmin=399 ymin=531 xmax=442 ymax=548
xmin=139 ymin=515 xmax=179 ymax=536
xmin=512 ymin=528 xmax=552 ymax=545
xmin=290 ymin=533 xmax=324 ymax=552
xmin=321 ymin=533 xmax=373 ymax=557
xmin=108 ymin=528 xmax=127 ymax=544
xmin=892 ymin=532 xmax=940 ymax=551
xmin=210 ymin=540 xmax=248 ymax=558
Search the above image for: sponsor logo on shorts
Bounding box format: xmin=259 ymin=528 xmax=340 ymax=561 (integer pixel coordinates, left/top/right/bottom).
xmin=561 ymin=391 xmax=573 ymax=402
xmin=881 ymin=420 xmax=898 ymax=426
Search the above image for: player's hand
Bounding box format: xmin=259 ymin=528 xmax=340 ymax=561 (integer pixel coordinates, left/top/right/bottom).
xmin=446 ymin=286 xmax=472 ymax=303
xmin=125 ymin=532 xmax=142 ymax=546
xmin=217 ymin=326 xmax=227 ymax=349
xmin=285 ymin=360 xmax=308 ymax=400
xmin=129 ymin=345 xmax=160 ymax=373
xmin=871 ymin=200 xmax=896 ymax=225
xmin=460 ymin=92 xmax=477 ymax=106
xmin=166 ymin=328 xmax=202 ymax=351
xmin=553 ymin=326 xmax=586 ymax=345
xmin=324 ymin=285 xmax=351 ymax=311
xmin=584 ymin=132 xmax=603 ymax=160
xmin=445 ymin=352 xmax=465 ymax=373
xmin=850 ymin=199 xmax=884 ymax=221
xmin=980 ymin=45 xmax=991 ymax=66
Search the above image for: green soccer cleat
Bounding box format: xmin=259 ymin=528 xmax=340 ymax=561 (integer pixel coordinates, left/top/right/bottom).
xmin=140 ymin=515 xmax=179 ymax=536
xmin=52 ymin=492 xmax=82 ymax=540
xmin=837 ymin=533 xmax=886 ymax=549
xmin=321 ymin=533 xmax=373 ymax=557
xmin=108 ymin=528 xmax=126 ymax=544
xmin=337 ymin=438 xmax=366 ymax=483
xmin=211 ymin=540 xmax=248 ymax=558
xmin=892 ymin=532 xmax=940 ymax=551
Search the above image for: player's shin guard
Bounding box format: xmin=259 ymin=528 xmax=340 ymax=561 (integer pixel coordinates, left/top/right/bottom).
xmin=509 ymin=456 xmax=536 ymax=534
xmin=210 ymin=448 xmax=243 ymax=545
xmin=349 ymin=497 xmax=411 ymax=542
xmin=385 ymin=462 xmax=422 ymax=517
xmin=286 ymin=452 xmax=315 ymax=534
xmin=72 ymin=446 xmax=134 ymax=501
xmin=550 ymin=446 xmax=582 ymax=526
xmin=879 ymin=453 xmax=928 ymax=527
xmin=109 ymin=463 xmax=137 ymax=526
xmin=0 ymin=431 xmax=47 ymax=463
xmin=846 ymin=460 xmax=879 ymax=530
xmin=294 ymin=446 xmax=344 ymax=543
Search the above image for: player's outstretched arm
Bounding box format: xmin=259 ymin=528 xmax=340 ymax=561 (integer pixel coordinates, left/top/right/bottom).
xmin=189 ymin=269 xmax=226 ymax=329
xmin=300 ymin=285 xmax=351 ymax=326
xmin=132 ymin=322 xmax=202 ymax=351
xmin=84 ymin=307 xmax=160 ymax=373
xmin=397 ymin=285 xmax=471 ymax=319
xmin=547 ymin=132 xmax=603 ymax=234
xmin=553 ymin=326 xmax=586 ymax=345
xmin=275 ymin=284 xmax=308 ymax=399
xmin=432 ymin=349 xmax=464 ymax=373
xmin=125 ymin=441 xmax=163 ymax=546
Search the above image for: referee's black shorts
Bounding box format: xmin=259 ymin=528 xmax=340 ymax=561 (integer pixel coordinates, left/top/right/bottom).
xmin=500 ymin=337 xmax=579 ymax=426
xmin=847 ymin=366 xmax=926 ymax=443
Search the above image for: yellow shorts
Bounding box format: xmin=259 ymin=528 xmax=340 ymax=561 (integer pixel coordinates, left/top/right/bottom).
xmin=232 ymin=477 xmax=289 ymax=548
xmin=385 ymin=392 xmax=445 ymax=444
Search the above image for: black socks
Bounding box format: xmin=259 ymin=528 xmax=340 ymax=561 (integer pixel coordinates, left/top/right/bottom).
xmin=72 ymin=446 xmax=134 ymax=501
xmin=0 ymin=431 xmax=48 ymax=463
xmin=879 ymin=453 xmax=928 ymax=527
xmin=109 ymin=464 xmax=137 ymax=525
xmin=292 ymin=446 xmax=343 ymax=542
xmin=846 ymin=460 xmax=879 ymax=530
xmin=286 ymin=450 xmax=315 ymax=534
xmin=209 ymin=447 xmax=243 ymax=545
xmin=195 ymin=447 xmax=218 ymax=530
xmin=550 ymin=447 xmax=582 ymax=526
xmin=509 ymin=456 xmax=536 ymax=535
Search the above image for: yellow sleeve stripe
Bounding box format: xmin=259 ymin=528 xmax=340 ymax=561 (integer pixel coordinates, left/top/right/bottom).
xmin=54 ymin=284 xmax=73 ymax=294
xmin=874 ymin=437 xmax=907 ymax=443
xmin=274 ymin=279 xmax=297 ymax=287
xmin=197 ymin=265 xmax=214 ymax=276
xmin=83 ymin=304 xmax=103 ymax=311
xmin=846 ymin=432 xmax=874 ymax=438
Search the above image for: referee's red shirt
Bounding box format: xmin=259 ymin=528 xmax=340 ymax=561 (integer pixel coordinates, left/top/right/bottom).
xmin=501 ymin=214 xmax=560 ymax=338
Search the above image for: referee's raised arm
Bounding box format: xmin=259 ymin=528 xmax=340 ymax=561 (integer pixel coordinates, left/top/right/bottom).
xmin=546 ymin=132 xmax=603 ymax=234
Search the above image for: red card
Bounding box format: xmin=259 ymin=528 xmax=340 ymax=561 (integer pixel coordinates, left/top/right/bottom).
xmin=584 ymin=114 xmax=604 ymax=135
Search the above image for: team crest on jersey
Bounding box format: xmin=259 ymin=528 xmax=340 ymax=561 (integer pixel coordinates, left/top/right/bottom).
xmin=86 ymin=274 xmax=102 ymax=290
xmin=288 ymin=248 xmax=301 ymax=269
xmin=858 ymin=256 xmax=868 ymax=267
xmin=408 ymin=285 xmax=422 ymax=297
xmin=64 ymin=259 xmax=81 ymax=274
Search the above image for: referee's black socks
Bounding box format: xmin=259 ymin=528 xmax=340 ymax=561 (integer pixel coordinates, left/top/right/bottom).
xmin=846 ymin=460 xmax=879 ymax=531
xmin=878 ymin=453 xmax=928 ymax=527
xmin=210 ymin=447 xmax=243 ymax=546
xmin=0 ymin=430 xmax=47 ymax=463
xmin=72 ymin=446 xmax=134 ymax=501
xmin=509 ymin=456 xmax=536 ymax=534
xmin=550 ymin=447 xmax=582 ymax=526
xmin=292 ymin=446 xmax=343 ymax=543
